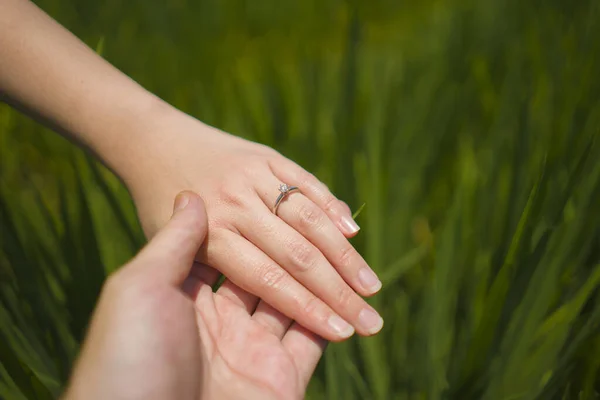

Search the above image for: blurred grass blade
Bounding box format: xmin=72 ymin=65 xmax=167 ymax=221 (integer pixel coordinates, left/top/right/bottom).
xmin=95 ymin=36 xmax=105 ymax=56
xmin=352 ymin=203 xmax=366 ymax=220
xmin=85 ymin=154 xmax=144 ymax=250
xmin=380 ymin=243 xmax=429 ymax=287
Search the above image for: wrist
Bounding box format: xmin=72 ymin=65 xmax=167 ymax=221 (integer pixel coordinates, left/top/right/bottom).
xmin=82 ymin=91 xmax=178 ymax=185
xmin=99 ymin=99 xmax=221 ymax=196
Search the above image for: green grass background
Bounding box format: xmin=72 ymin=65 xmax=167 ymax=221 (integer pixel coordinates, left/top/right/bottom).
xmin=1 ymin=0 xmax=600 ymax=399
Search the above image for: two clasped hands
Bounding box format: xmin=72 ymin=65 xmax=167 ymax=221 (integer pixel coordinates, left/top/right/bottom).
xmin=0 ymin=1 xmax=384 ymax=399
xmin=64 ymin=189 xmax=382 ymax=400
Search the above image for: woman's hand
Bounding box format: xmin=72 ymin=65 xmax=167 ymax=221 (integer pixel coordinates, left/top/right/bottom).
xmin=121 ymin=110 xmax=384 ymax=341
xmin=0 ymin=0 xmax=383 ymax=341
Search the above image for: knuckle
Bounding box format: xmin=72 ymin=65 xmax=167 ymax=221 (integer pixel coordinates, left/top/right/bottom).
xmin=216 ymin=181 xmax=248 ymax=208
xmin=298 ymin=171 xmax=317 ymax=186
xmin=259 ymin=265 xmax=288 ymax=291
xmin=301 ymin=296 xmax=321 ymax=319
xmin=337 ymin=245 xmax=356 ymax=268
xmin=297 ymin=203 xmax=324 ymax=229
xmin=322 ymin=195 xmax=338 ymax=213
xmin=240 ymin=161 xmax=262 ymax=179
xmin=288 ymin=241 xmax=318 ymax=272
xmin=208 ymin=216 xmax=228 ymax=231
xmin=334 ymin=285 xmax=355 ymax=309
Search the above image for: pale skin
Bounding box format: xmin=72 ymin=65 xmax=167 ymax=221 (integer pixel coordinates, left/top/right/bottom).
xmin=0 ymin=0 xmax=384 ymax=340
xmin=64 ymin=191 xmax=326 ymax=400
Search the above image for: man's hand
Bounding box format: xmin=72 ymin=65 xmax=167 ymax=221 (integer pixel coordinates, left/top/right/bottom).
xmin=64 ymin=191 xmax=327 ymax=400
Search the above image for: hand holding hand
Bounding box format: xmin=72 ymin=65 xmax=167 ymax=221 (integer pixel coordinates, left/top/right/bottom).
xmin=123 ymin=111 xmax=384 ymax=341
xmin=64 ymin=192 xmax=327 ymax=400
xmin=0 ymin=0 xmax=383 ymax=342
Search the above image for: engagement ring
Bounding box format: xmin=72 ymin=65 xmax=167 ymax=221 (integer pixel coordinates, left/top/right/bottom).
xmin=273 ymin=183 xmax=300 ymax=215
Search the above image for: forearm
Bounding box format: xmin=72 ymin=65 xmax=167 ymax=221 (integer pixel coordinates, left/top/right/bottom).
xmin=0 ymin=0 xmax=177 ymax=180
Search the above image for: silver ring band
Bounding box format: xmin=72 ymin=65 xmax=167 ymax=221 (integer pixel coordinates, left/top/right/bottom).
xmin=273 ymin=183 xmax=300 ymax=215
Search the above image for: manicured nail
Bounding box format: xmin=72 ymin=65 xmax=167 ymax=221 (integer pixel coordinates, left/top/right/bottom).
xmin=359 ymin=307 xmax=384 ymax=335
xmin=340 ymin=216 xmax=360 ymax=235
xmin=358 ymin=267 xmax=382 ymax=293
xmin=328 ymin=315 xmax=355 ymax=338
xmin=173 ymin=192 xmax=190 ymax=213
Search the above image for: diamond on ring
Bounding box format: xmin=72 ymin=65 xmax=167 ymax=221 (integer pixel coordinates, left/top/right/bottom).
xmin=273 ymin=183 xmax=300 ymax=215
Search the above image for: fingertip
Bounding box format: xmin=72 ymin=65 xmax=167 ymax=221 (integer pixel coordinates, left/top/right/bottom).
xmin=370 ymin=282 xmax=383 ymax=295
xmin=340 ymin=215 xmax=360 ymax=237
xmin=173 ymin=192 xmax=190 ymax=213
xmin=171 ymin=191 xmax=208 ymax=229
xmin=172 ymin=190 xmax=203 ymax=214
xmin=358 ymin=268 xmax=382 ymax=296
xmin=327 ymin=315 xmax=355 ymax=340
xmin=357 ymin=307 xmax=384 ymax=336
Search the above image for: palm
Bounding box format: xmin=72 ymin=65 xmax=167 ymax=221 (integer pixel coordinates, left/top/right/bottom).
xmin=186 ymin=266 xmax=326 ymax=400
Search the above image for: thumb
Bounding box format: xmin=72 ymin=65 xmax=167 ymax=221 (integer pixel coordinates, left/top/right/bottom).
xmin=135 ymin=191 xmax=208 ymax=286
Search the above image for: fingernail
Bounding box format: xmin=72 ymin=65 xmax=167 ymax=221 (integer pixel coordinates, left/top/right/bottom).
xmin=358 ymin=267 xmax=382 ymax=293
xmin=328 ymin=315 xmax=355 ymax=338
xmin=173 ymin=192 xmax=190 ymax=213
xmin=340 ymin=216 xmax=360 ymax=235
xmin=359 ymin=307 xmax=384 ymax=335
